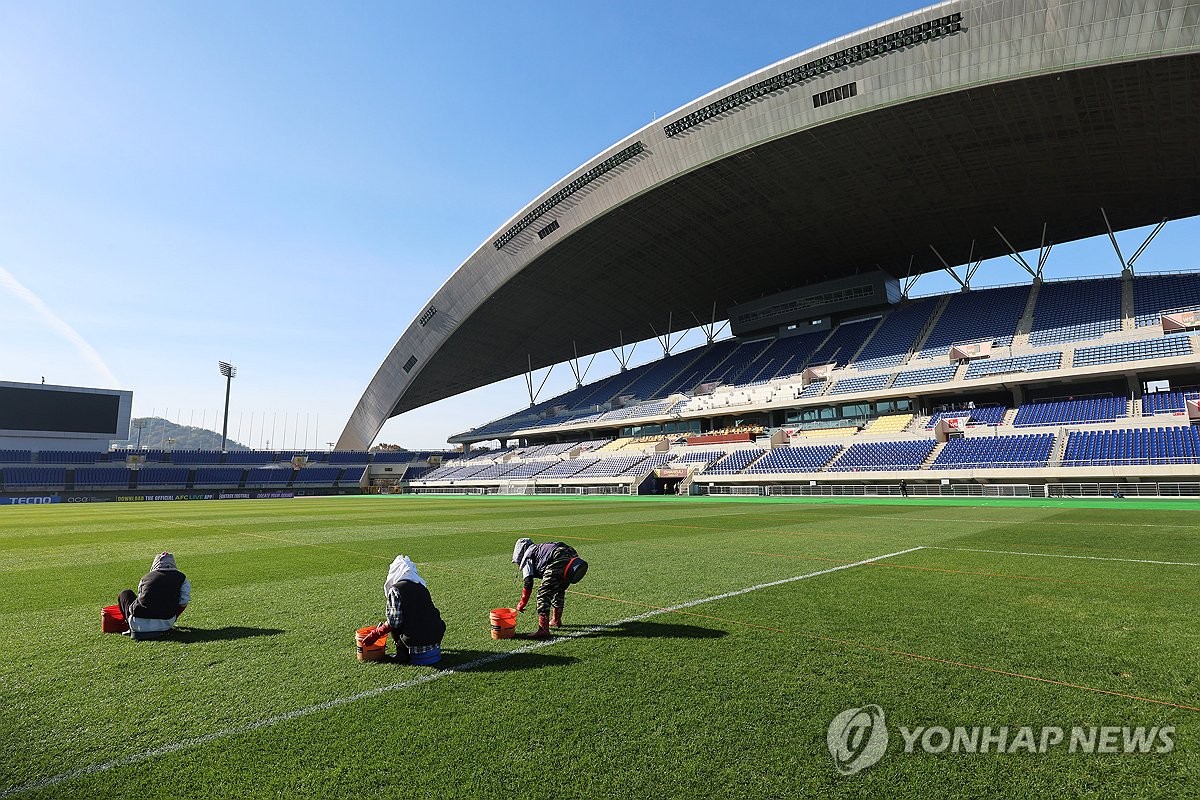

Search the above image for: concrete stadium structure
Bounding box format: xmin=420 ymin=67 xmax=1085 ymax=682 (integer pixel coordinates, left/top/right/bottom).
xmin=339 ymin=0 xmax=1200 ymax=451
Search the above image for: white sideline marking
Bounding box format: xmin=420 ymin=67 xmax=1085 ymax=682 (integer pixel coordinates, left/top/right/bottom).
xmin=0 ymin=546 xmax=923 ymax=799
xmin=926 ymin=545 xmax=1200 ymax=567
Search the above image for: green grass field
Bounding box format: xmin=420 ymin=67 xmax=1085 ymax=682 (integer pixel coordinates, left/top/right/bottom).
xmin=2 ymin=495 xmax=1198 ymax=798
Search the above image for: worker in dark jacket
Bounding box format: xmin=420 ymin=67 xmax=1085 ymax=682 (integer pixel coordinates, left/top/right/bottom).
xmin=362 ymin=555 xmax=446 ymax=663
xmin=512 ymin=538 xmax=589 ymax=639
xmin=117 ymin=552 xmax=190 ymax=640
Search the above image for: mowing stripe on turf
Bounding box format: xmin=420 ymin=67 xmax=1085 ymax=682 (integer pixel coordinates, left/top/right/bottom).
xmin=0 ymin=545 xmax=923 ymax=799
xmin=926 ymin=545 xmax=1200 ymax=567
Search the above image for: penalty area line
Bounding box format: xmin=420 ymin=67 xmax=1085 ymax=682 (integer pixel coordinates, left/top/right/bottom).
xmin=926 ymin=545 xmax=1200 ymax=567
xmin=0 ymin=545 xmax=923 ymax=799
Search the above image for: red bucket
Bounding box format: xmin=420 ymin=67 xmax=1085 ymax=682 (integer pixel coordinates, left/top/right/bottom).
xmin=489 ymin=608 xmax=517 ymax=640
xmin=101 ymin=605 xmax=128 ymax=634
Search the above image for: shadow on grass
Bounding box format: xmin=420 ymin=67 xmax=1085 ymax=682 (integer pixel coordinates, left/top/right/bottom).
xmin=164 ymin=626 xmax=286 ymax=643
xmin=561 ymin=620 xmax=728 ymax=639
xmin=435 ymin=649 xmax=578 ymax=673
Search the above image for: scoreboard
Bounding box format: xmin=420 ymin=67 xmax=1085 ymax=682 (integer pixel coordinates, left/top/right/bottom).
xmin=0 ymin=382 xmax=132 ymax=440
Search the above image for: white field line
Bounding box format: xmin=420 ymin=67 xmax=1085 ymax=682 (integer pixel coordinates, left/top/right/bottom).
xmin=925 ymin=545 xmax=1200 ymax=567
xmin=1 ymin=546 xmax=923 ymax=799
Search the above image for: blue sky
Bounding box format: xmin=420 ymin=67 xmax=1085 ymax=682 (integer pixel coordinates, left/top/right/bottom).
xmin=2 ymin=2 xmax=1196 ymax=450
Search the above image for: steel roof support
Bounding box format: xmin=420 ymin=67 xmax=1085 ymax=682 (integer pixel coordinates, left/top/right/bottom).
xmin=568 ymin=341 xmax=597 ymax=389
xmin=930 ymin=245 xmax=968 ymax=290
xmin=1126 ymin=218 xmax=1168 ymax=274
xmin=524 ymin=355 xmax=554 ymax=407
xmin=611 ymin=330 xmax=637 ymax=372
xmin=692 ymin=302 xmax=728 ymax=345
xmin=993 ymin=226 xmax=1039 ymax=280
xmin=1100 ymin=207 xmax=1129 ymax=275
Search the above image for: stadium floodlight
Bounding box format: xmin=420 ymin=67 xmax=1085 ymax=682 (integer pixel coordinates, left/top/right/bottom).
xmin=218 ymin=361 xmax=237 ymax=452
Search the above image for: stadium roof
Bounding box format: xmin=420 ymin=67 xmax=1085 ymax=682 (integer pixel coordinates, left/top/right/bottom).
xmin=338 ymin=0 xmax=1200 ymax=450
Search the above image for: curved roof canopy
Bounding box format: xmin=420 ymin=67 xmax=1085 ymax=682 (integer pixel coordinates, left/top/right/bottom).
xmin=339 ymin=0 xmax=1200 ymax=450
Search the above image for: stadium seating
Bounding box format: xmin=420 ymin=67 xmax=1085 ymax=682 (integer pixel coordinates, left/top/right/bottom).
xmin=1133 ymin=274 xmax=1200 ymax=327
xmin=1072 ymin=336 xmax=1193 ymax=368
xmin=169 ymin=450 xmax=224 ymax=465
xmin=926 ymin=406 xmax=1006 ymax=428
xmin=192 ymin=467 xmax=245 ymax=486
xmin=964 ymin=352 xmax=1061 ymax=379
xmin=328 ymin=450 xmax=371 ymax=464
xmin=291 ymin=467 xmax=344 ymax=484
xmin=1013 ymin=396 xmax=1126 ymax=427
xmin=1 ymin=467 xmax=67 ymax=489
xmin=1064 ymin=427 xmax=1200 ymax=466
xmin=828 ymin=439 xmax=936 ymax=471
xmin=73 ymin=467 xmax=132 ymax=489
xmin=806 ymin=317 xmax=880 ymax=368
xmin=1142 ymin=390 xmax=1200 ymax=416
xmin=339 ymin=467 xmax=366 ymax=485
xmin=920 ymin=285 xmax=1030 ymax=356
xmin=827 ymin=374 xmax=891 ymax=395
xmin=700 ymin=448 xmax=766 ymax=475
xmin=224 ymin=451 xmax=280 ymax=465
xmin=743 ymin=445 xmax=841 ymax=474
xmin=1028 ymin=278 xmax=1122 ymax=345
xmin=932 ymin=434 xmax=1054 ymax=469
xmin=369 ymin=451 xmax=413 ymax=463
xmin=851 ymin=298 xmax=937 ymax=370
xmin=864 ymin=413 xmax=914 ymax=433
xmin=0 ymin=450 xmax=33 ymax=464
xmin=245 ymin=467 xmax=294 ymax=486
xmin=37 ymin=450 xmax=105 ymax=465
xmin=891 ymin=364 xmax=957 ymax=388
xmin=134 ymin=467 xmax=189 ymax=488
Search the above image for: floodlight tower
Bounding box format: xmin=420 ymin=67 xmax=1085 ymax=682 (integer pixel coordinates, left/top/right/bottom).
xmin=218 ymin=361 xmax=237 ymax=452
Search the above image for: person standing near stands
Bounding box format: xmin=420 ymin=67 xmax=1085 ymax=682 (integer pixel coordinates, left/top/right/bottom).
xmin=117 ymin=552 xmax=190 ymax=640
xmin=899 ymin=479 xmax=909 ymax=497
xmin=512 ymin=537 xmax=589 ymax=639
xmin=360 ymin=555 xmax=446 ymax=664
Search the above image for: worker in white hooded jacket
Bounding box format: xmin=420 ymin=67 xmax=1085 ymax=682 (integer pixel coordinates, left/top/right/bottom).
xmin=361 ymin=555 xmax=446 ymax=663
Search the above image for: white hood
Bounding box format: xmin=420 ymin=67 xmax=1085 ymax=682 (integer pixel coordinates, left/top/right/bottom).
xmin=384 ymin=555 xmax=425 ymax=594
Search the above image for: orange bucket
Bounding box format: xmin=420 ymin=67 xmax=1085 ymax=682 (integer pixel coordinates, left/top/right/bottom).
xmin=355 ymin=626 xmax=388 ymax=661
xmin=489 ymin=608 xmax=517 ymax=640
xmin=101 ymin=604 xmax=128 ymax=634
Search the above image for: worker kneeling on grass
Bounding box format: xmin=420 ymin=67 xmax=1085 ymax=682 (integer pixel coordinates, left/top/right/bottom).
xmin=117 ymin=552 xmax=190 ymax=641
xmin=362 ymin=556 xmax=446 ymax=664
xmin=512 ymin=538 xmax=589 ymax=639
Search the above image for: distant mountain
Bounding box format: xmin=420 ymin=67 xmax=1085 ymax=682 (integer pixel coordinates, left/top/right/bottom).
xmin=110 ymin=418 xmax=250 ymax=451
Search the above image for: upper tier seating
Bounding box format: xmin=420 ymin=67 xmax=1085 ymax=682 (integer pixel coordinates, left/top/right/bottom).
xmin=807 ymin=317 xmax=880 ymax=368
xmin=1028 ymin=278 xmax=1122 ymax=346
xmin=851 ymin=298 xmax=938 ymax=370
xmin=726 ymin=331 xmax=826 ymax=385
xmin=828 ymin=439 xmax=936 ymax=471
xmin=225 ymin=450 xmax=280 ymax=465
xmin=920 ymin=285 xmax=1030 ymax=357
xmin=169 ymin=450 xmax=224 ymax=465
xmin=1133 ymin=274 xmax=1200 ymax=327
xmin=1013 ymin=396 xmax=1126 ymax=427
xmin=370 ymin=451 xmax=413 ymax=463
xmin=0 ymin=450 xmax=33 ymax=464
xmin=932 ymin=434 xmax=1055 ymax=469
xmin=37 ymin=450 xmax=105 ymax=465
xmin=743 ymin=445 xmax=841 ymax=474
xmin=328 ymin=450 xmax=371 ymax=465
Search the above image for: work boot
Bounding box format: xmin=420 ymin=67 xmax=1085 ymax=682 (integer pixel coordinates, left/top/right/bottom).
xmin=527 ymin=614 xmax=552 ymax=640
xmin=550 ymin=607 xmax=563 ymax=628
